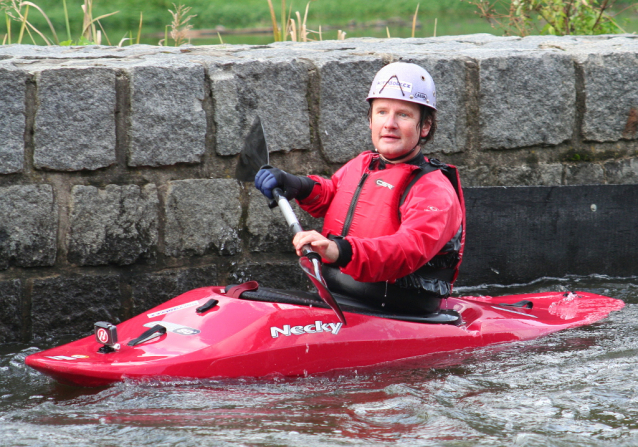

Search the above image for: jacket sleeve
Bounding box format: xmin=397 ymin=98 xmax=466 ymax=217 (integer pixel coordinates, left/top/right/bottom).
xmin=340 ymin=170 xmax=462 ymax=283
xmin=296 ymin=164 xmax=350 ymax=218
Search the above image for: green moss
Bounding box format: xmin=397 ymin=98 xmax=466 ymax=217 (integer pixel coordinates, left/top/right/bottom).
xmin=563 ymin=147 xmax=629 ymax=163
xmin=563 ymin=150 xmax=592 ymax=162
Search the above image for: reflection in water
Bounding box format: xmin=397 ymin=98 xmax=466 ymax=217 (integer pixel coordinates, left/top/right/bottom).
xmin=1 ymin=275 xmax=638 ymax=446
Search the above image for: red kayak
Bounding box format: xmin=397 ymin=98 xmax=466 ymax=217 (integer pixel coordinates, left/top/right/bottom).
xmin=25 ymin=284 xmax=623 ymax=387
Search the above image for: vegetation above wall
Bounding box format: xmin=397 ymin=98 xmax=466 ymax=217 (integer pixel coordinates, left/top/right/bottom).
xmin=1 ymin=0 xmax=636 ymax=46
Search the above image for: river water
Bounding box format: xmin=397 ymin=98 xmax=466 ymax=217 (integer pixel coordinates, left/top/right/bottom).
xmin=1 ymin=275 xmax=637 ymax=446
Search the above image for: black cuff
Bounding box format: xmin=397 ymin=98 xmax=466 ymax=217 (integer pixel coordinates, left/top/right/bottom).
xmin=330 ymin=237 xmax=353 ymax=267
xmin=297 ymin=176 xmax=317 ymax=201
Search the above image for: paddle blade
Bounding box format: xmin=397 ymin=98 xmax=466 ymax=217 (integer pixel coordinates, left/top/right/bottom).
xmin=235 ymin=117 xmax=269 ymax=182
xmin=299 ymin=256 xmax=347 ymax=325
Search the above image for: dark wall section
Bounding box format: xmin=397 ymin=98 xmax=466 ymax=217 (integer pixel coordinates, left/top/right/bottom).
xmin=458 ymin=185 xmax=638 ymax=286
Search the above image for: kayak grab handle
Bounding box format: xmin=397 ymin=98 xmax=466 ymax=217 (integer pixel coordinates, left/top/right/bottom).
xmin=196 ymin=298 xmax=219 ymax=313
xmin=127 ymin=324 xmax=167 ymax=346
xmin=499 ymin=300 xmax=533 ymax=309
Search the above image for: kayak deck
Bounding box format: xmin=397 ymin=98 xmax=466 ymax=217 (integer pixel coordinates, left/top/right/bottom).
xmin=25 ymin=287 xmax=624 ymax=387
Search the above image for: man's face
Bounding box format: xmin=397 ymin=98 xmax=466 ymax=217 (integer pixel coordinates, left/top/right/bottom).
xmin=369 ymin=98 xmax=430 ymax=159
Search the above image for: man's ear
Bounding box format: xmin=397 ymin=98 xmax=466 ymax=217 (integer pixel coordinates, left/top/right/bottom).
xmin=419 ymin=118 xmax=431 ymax=138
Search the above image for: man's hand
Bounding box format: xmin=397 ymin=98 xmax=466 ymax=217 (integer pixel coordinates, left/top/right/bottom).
xmin=254 ymin=166 xmax=303 ymax=200
xmin=292 ymin=230 xmax=339 ymax=263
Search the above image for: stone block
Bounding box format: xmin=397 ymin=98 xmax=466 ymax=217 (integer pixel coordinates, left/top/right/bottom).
xmin=481 ymin=35 xmax=567 ymax=51
xmin=34 ymin=67 xmax=116 ymax=171
xmin=129 ymin=266 xmax=218 ymax=313
xmin=564 ymin=163 xmax=605 ymax=185
xmin=539 ymin=164 xmax=564 ymax=186
xmin=315 ymin=56 xmax=384 ymax=163
xmin=164 ymin=179 xmax=242 ymax=257
xmin=458 ymin=166 xmax=493 ymax=187
xmin=31 ymin=274 xmax=122 ymax=338
xmin=476 ymin=51 xmax=575 ymax=150
xmin=580 ymin=52 xmax=638 ymax=142
xmin=228 ymin=260 xmax=310 ymax=290
xmin=209 ymin=58 xmax=311 ymax=156
xmin=128 ymin=63 xmax=207 ymax=166
xmin=605 ymin=158 xmax=638 ymax=184
xmin=247 ymin=190 xmax=323 ymax=252
xmin=495 ymin=163 xmax=563 ymax=186
xmin=0 ymin=44 xmax=190 ymax=60
xmin=67 ymin=184 xmax=159 ymax=266
xmin=0 ymin=185 xmax=57 ymax=270
xmin=0 ymin=279 xmax=22 ymax=343
xmin=0 ymin=67 xmax=26 ymax=174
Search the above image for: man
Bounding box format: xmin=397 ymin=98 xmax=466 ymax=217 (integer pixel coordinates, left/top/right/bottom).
xmin=255 ymin=62 xmax=465 ymax=315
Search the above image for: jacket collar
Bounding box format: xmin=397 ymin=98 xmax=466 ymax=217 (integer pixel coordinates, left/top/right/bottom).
xmin=372 ymin=150 xmax=426 ymax=170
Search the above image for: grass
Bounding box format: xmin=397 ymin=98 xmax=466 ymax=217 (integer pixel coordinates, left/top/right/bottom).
xmin=1 ymin=0 xmax=637 ymax=45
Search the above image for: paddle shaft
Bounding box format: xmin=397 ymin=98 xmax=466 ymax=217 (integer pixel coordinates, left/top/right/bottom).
xmin=272 ymin=188 xmax=312 ymax=255
xmin=273 ymin=188 xmax=347 ymax=324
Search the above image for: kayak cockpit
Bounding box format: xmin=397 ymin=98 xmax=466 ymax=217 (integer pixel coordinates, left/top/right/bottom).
xmin=231 ymin=285 xmax=462 ymax=325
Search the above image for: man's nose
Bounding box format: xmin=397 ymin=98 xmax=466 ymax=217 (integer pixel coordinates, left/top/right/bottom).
xmin=383 ymin=112 xmax=398 ymax=128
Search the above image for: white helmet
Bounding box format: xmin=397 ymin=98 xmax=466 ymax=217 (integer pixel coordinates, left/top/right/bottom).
xmin=366 ymin=62 xmax=436 ymax=110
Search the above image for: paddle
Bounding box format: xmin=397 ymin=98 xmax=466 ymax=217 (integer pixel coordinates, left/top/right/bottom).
xmin=236 ymin=117 xmax=347 ymax=325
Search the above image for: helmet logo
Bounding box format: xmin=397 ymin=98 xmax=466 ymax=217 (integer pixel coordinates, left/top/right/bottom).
xmin=376 ymin=77 xmax=412 ymax=95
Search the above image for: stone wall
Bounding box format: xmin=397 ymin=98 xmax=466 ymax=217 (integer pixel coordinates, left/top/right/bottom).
xmin=1 ymin=34 xmax=637 ymax=342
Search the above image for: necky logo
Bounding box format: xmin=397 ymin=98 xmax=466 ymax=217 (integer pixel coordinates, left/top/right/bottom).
xmin=270 ymin=320 xmax=343 ymax=338
xmin=376 ymin=179 xmax=394 ymax=189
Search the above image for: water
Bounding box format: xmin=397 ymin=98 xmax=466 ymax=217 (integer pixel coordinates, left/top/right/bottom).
xmin=2 ymin=275 xmax=637 ymax=446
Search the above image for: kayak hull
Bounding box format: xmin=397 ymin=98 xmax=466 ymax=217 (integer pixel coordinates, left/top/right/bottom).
xmin=25 ymin=287 xmax=624 ymax=387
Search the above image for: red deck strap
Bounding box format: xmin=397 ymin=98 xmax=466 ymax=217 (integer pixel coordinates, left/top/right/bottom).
xmin=225 ymin=281 xmax=260 ymax=298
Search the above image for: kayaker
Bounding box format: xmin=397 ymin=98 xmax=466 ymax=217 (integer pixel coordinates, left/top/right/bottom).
xmin=255 ymin=62 xmax=465 ymax=315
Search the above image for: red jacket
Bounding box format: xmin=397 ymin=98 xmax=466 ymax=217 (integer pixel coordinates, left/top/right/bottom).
xmin=298 ymin=151 xmax=464 ymax=284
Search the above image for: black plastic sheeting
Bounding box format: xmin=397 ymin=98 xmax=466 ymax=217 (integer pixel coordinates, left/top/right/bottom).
xmin=457 ymin=184 xmax=638 ymax=286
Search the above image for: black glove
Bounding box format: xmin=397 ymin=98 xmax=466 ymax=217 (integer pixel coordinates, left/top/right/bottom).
xmin=254 ymin=165 xmax=315 ymax=201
